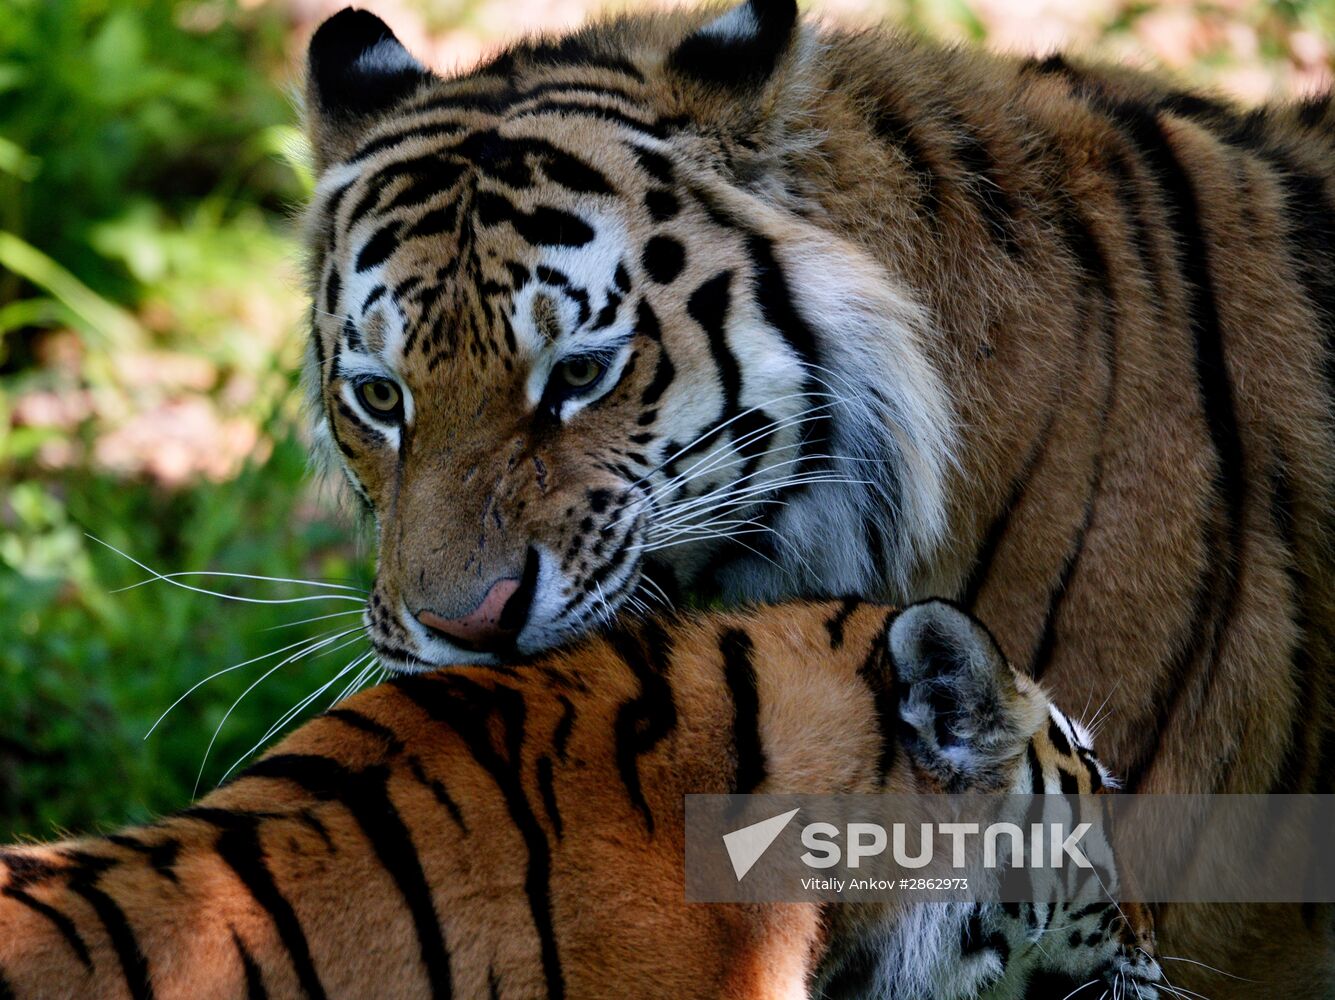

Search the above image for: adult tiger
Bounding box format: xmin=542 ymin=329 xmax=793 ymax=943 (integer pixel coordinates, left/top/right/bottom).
xmin=0 ymin=601 xmax=1162 ymax=999
xmin=301 ymin=2 xmax=1334 ymax=991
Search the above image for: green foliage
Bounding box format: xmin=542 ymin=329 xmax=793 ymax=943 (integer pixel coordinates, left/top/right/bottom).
xmin=0 ymin=0 xmax=364 ymax=841
xmin=0 ymin=435 xmax=372 ymax=841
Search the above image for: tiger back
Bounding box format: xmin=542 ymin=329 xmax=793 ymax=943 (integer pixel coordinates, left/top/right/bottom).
xmin=0 ymin=601 xmax=1159 ymax=999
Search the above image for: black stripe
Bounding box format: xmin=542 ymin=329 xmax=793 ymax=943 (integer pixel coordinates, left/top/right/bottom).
xmin=824 ymin=597 xmax=862 ymax=649
xmin=513 ymin=100 xmax=666 ymax=139
xmin=355 ymin=222 xmax=401 ymax=272
xmin=855 ymin=612 xmax=901 ymax=782
xmin=744 ymin=235 xmax=832 ymax=485
xmin=687 ymin=272 xmax=741 ymax=426
xmin=947 ymin=111 xmax=1022 ymax=256
xmin=536 ymin=756 xmax=563 ymax=838
xmin=323 ymin=708 xmax=405 ymax=755
xmin=1270 ymin=457 xmax=1321 ymax=792
xmin=202 ymin=812 xmax=328 ymax=1000
xmin=1026 ymin=743 xmax=1045 ymax=794
xmin=1030 ymin=190 xmax=1117 ymax=680
xmin=324 ymin=270 xmax=340 ymax=316
xmin=521 ymin=39 xmax=645 ymax=82
xmin=243 ymin=754 xmax=452 ymax=998
xmin=632 ymin=145 xmax=674 ymax=186
xmin=638 ymin=305 xmax=675 ymax=407
xmin=1093 ymin=100 xmax=1246 ymax=788
xmin=407 ymin=756 xmax=468 ymax=832
xmin=391 ymin=675 xmax=565 ymax=1000
xmin=720 ymin=629 xmax=767 ymax=794
xmin=475 ymin=192 xmax=593 ymax=247
xmin=1158 ymin=95 xmax=1335 ymax=404
xmin=552 ymin=695 xmax=577 ymax=763
xmin=2 ymin=887 xmax=92 ymax=968
xmin=607 ymin=623 xmax=679 ymax=833
xmin=232 ymin=931 xmax=269 ymax=1000
xmin=66 ymin=878 xmax=153 ymax=1000
xmin=516 ymin=80 xmax=640 ymax=106
xmin=352 ymin=122 xmax=470 ymax=164
xmin=0 ymin=966 xmax=13 ymax=1000
xmin=869 ymin=100 xmax=941 ymax=225
xmin=106 ymin=834 xmax=180 ymax=884
xmin=960 ymin=414 xmax=1055 ymax=608
xmin=1047 ymin=717 xmax=1072 ymax=757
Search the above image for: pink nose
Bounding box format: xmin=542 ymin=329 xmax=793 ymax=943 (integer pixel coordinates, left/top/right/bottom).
xmin=417 ymin=578 xmax=522 ymax=648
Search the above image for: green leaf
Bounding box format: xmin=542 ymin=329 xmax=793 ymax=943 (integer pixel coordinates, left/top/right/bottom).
xmin=0 ymin=230 xmax=143 ymax=348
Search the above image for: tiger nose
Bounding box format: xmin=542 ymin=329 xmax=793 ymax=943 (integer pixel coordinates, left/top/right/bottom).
xmin=415 ymin=550 xmax=539 ymax=653
xmin=417 ymin=579 xmax=521 ymax=650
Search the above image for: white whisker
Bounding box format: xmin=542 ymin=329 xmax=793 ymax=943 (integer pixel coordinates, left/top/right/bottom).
xmin=144 ymin=626 xmax=360 ymax=739
xmin=194 ymin=631 xmax=366 ymax=794
xmin=1158 ymin=956 xmax=1253 ymax=982
xmin=218 ymin=650 xmax=374 ymax=785
xmin=261 ymin=609 xmax=366 ymax=632
xmin=88 ymin=535 xmax=364 ymax=605
xmin=113 ymin=570 xmax=367 ymax=594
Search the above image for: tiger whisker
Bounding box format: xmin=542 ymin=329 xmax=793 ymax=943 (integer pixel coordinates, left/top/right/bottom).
xmin=88 ymin=535 xmax=365 ymax=605
xmin=651 ymin=470 xmax=875 ymax=528
xmin=112 ymin=570 xmax=367 ymax=595
xmin=330 ymin=656 xmax=380 ymax=707
xmin=261 ymin=608 xmax=367 ymax=632
xmin=634 ymin=401 xmax=844 ymax=503
xmin=195 ymin=631 xmax=368 ymax=795
xmin=633 ymin=430 xmax=840 ymax=519
xmin=1158 ymin=956 xmax=1254 ymax=982
xmin=1059 ymin=980 xmax=1100 ymax=1000
xmin=623 ymin=389 xmax=845 ymax=493
xmin=218 ymin=650 xmax=374 ymax=785
xmin=144 ymin=625 xmax=361 ymax=740
xmin=619 ymin=403 xmax=851 ymax=520
xmin=636 ymin=574 xmax=672 ymax=609
xmin=649 ymin=450 xmax=874 ymax=518
xmin=641 ymin=520 xmax=771 ymax=548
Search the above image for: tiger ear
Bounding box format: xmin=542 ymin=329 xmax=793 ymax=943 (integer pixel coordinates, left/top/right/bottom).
xmin=889 ymin=600 xmax=1044 ymax=791
xmin=667 ymin=0 xmax=800 ymax=89
xmin=305 ymin=8 xmax=434 ymax=169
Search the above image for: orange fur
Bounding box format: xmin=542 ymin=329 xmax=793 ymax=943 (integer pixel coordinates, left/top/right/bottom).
xmin=0 ymin=602 xmax=1152 ymax=998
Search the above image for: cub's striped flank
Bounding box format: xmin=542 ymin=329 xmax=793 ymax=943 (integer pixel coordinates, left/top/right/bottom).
xmin=1 ymin=601 xmax=1159 ymax=999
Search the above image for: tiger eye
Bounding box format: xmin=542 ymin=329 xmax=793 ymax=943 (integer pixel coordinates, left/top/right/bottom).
xmin=556 ymin=357 xmax=604 ymax=389
xmin=358 ymin=379 xmax=402 ymax=416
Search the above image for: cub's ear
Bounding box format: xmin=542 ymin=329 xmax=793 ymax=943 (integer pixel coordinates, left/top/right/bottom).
xmin=305 ymin=8 xmax=434 ymax=169
xmin=889 ymin=600 xmax=1044 ymax=791
xmin=667 ymin=0 xmax=799 ymax=89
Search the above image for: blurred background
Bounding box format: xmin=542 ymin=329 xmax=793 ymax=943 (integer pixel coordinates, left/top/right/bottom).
xmin=1 ymin=0 xmax=1332 ymax=841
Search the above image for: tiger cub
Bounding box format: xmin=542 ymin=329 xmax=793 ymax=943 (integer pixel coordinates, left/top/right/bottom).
xmin=0 ymin=601 xmax=1160 ymax=999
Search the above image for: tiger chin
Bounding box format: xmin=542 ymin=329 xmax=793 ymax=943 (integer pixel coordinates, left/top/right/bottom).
xmin=0 ymin=601 xmax=1161 ymax=999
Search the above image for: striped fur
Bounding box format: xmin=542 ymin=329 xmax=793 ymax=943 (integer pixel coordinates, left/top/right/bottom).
xmin=301 ymin=4 xmax=1334 ymax=991
xmin=0 ymin=601 xmax=1159 ymax=998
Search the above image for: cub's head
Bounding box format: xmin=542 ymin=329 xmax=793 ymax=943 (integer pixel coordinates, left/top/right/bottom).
xmin=303 ymin=4 xmax=954 ymax=667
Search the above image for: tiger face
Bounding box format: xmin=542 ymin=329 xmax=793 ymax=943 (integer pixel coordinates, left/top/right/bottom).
xmin=304 ymin=6 xmax=955 ymax=667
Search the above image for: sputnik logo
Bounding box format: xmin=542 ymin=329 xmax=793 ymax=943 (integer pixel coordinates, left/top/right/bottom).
xmin=722 ymin=808 xmax=800 ymax=881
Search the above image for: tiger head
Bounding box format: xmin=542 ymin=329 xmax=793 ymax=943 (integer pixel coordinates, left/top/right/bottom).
xmin=303 ymin=3 xmax=956 ymax=667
